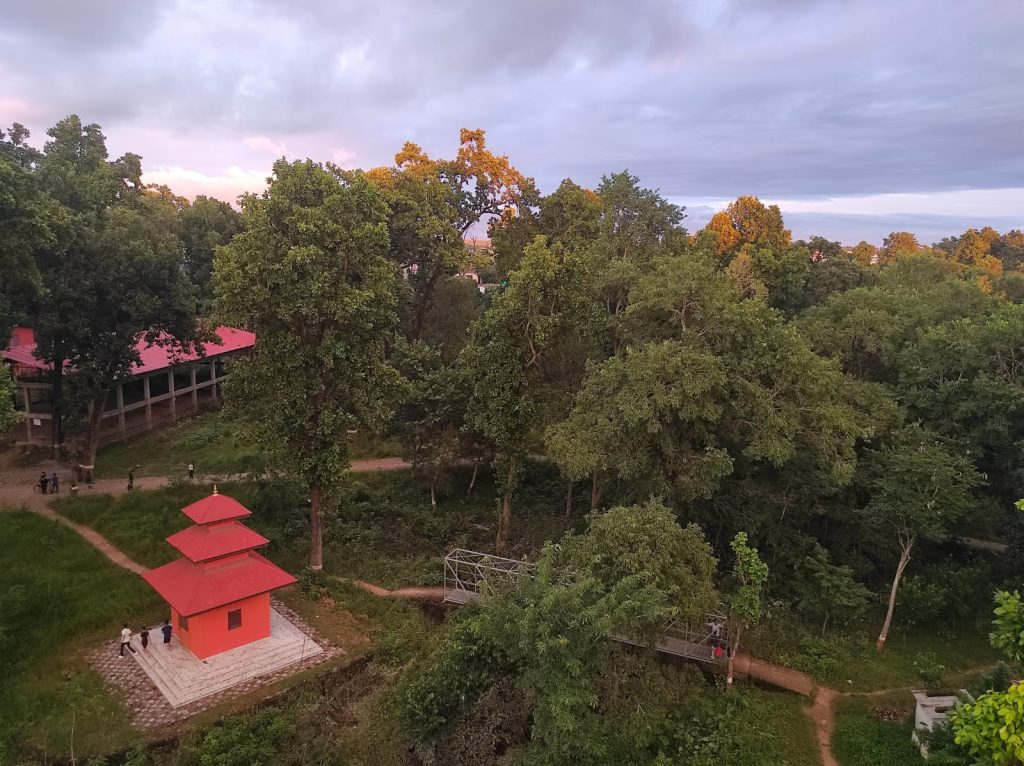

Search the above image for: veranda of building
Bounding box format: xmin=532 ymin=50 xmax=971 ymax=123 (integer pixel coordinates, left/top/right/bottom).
xmin=3 ymin=326 xmax=256 ymax=451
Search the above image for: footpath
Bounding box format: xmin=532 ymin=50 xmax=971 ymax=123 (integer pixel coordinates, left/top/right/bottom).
xmin=1 ymin=453 xmax=849 ymax=766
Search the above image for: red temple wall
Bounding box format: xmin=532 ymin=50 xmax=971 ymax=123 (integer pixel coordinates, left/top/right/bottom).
xmin=172 ymin=592 xmax=271 ymax=659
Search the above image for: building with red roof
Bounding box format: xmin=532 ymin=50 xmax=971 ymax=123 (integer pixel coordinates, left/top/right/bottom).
xmin=143 ymin=489 xmax=296 ymax=660
xmin=2 ymin=325 xmax=255 ymax=450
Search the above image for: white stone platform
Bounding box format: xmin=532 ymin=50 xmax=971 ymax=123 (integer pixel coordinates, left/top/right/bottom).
xmin=131 ymin=608 xmax=323 ymax=707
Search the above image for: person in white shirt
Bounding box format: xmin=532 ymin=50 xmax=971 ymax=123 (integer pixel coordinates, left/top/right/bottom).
xmin=119 ymin=623 xmax=136 ymax=657
xmin=187 ymin=461 xmax=195 ymax=480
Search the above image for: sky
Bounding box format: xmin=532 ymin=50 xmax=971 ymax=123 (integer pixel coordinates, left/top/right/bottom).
xmin=1 ymin=0 xmax=1022 ymax=244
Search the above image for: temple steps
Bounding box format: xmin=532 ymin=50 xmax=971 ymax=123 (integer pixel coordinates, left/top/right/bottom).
xmin=131 ymin=608 xmax=323 ymax=707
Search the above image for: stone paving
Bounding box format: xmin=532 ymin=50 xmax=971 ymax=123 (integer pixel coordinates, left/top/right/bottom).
xmin=89 ymin=599 xmax=344 ymax=729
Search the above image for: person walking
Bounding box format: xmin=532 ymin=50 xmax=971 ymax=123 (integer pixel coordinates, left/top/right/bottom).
xmin=187 ymin=461 xmax=195 ymax=480
xmin=119 ymin=624 xmax=136 ymax=657
xmin=38 ymin=472 xmax=48 ymax=494
xmin=140 ymin=628 xmax=150 ymax=651
xmin=161 ymin=618 xmax=172 ymax=646
xmin=50 ymin=472 xmax=60 ymax=494
xmin=85 ymin=469 xmax=94 ymax=490
xmin=127 ymin=468 xmax=135 ymax=491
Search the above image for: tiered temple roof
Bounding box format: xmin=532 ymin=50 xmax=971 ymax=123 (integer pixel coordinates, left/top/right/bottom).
xmin=142 ymin=490 xmax=296 ymax=617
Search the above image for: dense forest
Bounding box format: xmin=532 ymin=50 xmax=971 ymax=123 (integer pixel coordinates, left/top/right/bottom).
xmin=3 ymin=117 xmax=1024 ymax=765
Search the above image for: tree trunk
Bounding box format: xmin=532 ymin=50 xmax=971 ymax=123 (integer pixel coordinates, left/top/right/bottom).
xmin=876 ymin=537 xmax=914 ymax=651
xmin=590 ymin=473 xmax=602 ymax=511
xmin=430 ymin=472 xmax=437 ymax=510
xmin=727 ymin=624 xmax=742 ymax=688
xmin=50 ymin=358 xmax=64 ymax=458
xmin=466 ymin=461 xmax=479 ymax=497
xmin=82 ymin=392 xmax=106 ymax=468
xmin=309 ymin=484 xmax=324 ymax=571
xmin=495 ymin=458 xmax=517 ymax=556
xmin=564 ymin=480 xmax=573 ymax=519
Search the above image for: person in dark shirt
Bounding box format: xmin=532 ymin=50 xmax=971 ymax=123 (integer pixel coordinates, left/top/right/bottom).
xmin=161 ymin=618 xmax=173 ymax=645
xmin=39 ymin=472 xmax=48 ymax=494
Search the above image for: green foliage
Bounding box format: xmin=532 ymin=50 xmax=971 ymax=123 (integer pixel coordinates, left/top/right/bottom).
xmin=897 ymin=561 xmax=991 ymax=629
xmin=990 ymin=590 xmax=1024 ymax=663
xmin=0 ymin=363 xmax=18 ymax=435
xmin=728 ymin=532 xmax=768 ymax=627
xmin=561 ymin=501 xmax=719 ymax=629
xmin=913 ymin=650 xmax=947 ymax=687
xmin=179 ymin=708 xmax=295 ymax=766
xmin=951 ymin=682 xmax=1024 ymax=765
xmin=792 ymin=546 xmax=871 ymax=630
xmin=215 ymin=160 xmax=402 ymax=567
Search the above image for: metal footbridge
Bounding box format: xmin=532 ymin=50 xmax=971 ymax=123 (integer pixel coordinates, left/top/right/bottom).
xmin=442 ymin=548 xmax=731 ymax=665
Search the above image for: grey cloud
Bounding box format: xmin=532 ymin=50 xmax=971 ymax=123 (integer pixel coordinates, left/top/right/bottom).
xmin=1 ymin=0 xmax=1022 ymax=243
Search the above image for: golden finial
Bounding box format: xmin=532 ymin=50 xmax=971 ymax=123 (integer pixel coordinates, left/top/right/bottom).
xmin=213 ymin=484 xmax=219 ymax=495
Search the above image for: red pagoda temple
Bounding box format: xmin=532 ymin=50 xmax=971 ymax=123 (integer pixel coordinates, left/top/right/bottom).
xmin=142 ymin=490 xmax=296 ymax=660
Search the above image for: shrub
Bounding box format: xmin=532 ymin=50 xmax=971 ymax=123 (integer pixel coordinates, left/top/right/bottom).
xmin=179 ymin=708 xmax=295 ymax=766
xmin=913 ymin=651 xmax=946 ymax=688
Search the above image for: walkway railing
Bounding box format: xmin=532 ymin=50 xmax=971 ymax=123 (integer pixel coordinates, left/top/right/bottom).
xmin=442 ymin=548 xmax=730 ymax=664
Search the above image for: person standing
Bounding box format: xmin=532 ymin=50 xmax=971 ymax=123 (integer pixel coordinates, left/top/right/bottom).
xmin=50 ymin=472 xmax=60 ymax=494
xmin=187 ymin=461 xmax=195 ymax=480
xmin=85 ymin=470 xmax=94 ymax=490
xmin=161 ymin=618 xmax=172 ymax=645
xmin=140 ymin=628 xmax=150 ymax=651
xmin=127 ymin=468 xmax=135 ymax=491
xmin=119 ymin=624 xmax=136 ymax=657
xmin=38 ymin=472 xmax=48 ymax=494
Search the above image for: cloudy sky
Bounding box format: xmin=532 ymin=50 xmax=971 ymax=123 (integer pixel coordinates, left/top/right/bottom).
xmin=2 ymin=0 xmax=1022 ymax=243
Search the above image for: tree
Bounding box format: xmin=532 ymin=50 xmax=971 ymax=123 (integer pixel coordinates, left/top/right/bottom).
xmin=460 ymin=236 xmax=595 ymax=554
xmin=879 ymin=231 xmax=921 ymax=264
xmin=28 ymin=116 xmax=199 ymax=460
xmin=862 ymin=426 xmax=981 ymax=650
xmin=725 ymin=532 xmax=768 ymax=687
xmin=0 ymin=364 xmax=17 ymax=435
xmin=990 ymin=590 xmax=1024 ymax=664
xmin=851 ymin=240 xmax=876 ymax=265
xmin=214 ymin=160 xmax=401 ymax=570
xmin=703 ymin=210 xmax=741 ymax=257
xmin=179 ymin=195 xmax=241 ymax=305
xmin=368 ymin=129 xmax=534 ymax=338
xmin=951 ymin=681 xmax=1024 ymax=765
xmin=419 ymin=275 xmax=483 ymax=363
xmin=725 ymin=196 xmax=791 ymax=251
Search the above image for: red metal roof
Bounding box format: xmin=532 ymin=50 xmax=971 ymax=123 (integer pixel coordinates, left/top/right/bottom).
xmin=142 ymin=551 xmax=297 ymax=616
xmin=2 ymin=326 xmax=255 ymax=375
xmin=180 ymin=493 xmax=252 ymax=525
xmin=166 ymin=520 xmax=269 ymax=563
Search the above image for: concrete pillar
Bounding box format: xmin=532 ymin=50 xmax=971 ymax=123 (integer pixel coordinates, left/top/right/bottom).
xmin=143 ymin=375 xmax=152 ymax=427
xmin=116 ymin=383 xmax=126 ymax=435
xmin=23 ymin=386 xmax=31 ymax=442
xmin=190 ymin=366 xmax=198 ymax=409
xmin=210 ymin=360 xmax=218 ymax=402
xmin=168 ymin=371 xmax=176 ymax=419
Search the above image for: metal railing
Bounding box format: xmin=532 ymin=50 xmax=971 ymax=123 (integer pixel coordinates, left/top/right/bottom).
xmin=441 ymin=549 xmax=730 ymax=664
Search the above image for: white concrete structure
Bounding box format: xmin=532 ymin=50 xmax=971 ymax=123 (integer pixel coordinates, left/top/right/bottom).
xmin=131 ymin=608 xmax=323 ymax=707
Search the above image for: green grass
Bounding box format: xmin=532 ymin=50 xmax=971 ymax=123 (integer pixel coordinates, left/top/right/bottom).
xmin=0 ymin=510 xmax=165 ymax=762
xmin=95 ymin=410 xmax=404 ymax=480
xmin=832 ymin=695 xmax=922 ymax=766
xmin=95 ymin=410 xmax=262 ymax=479
xmin=55 ymin=461 xmax=578 ymax=587
xmin=755 ymin=618 xmax=998 ymax=693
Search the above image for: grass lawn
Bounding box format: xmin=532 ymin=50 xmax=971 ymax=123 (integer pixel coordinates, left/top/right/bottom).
xmin=755 ymin=618 xmax=998 ymax=693
xmin=94 ymin=410 xmax=403 ymax=480
xmin=832 ymin=695 xmax=922 ymax=766
xmin=0 ymin=510 xmax=165 ymax=762
xmin=55 ymin=461 xmax=578 ymax=587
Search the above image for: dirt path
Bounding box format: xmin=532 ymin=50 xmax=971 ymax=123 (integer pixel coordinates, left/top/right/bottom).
xmin=804 ymin=686 xmax=839 ymax=766
xmin=31 ymin=502 xmax=150 ymax=575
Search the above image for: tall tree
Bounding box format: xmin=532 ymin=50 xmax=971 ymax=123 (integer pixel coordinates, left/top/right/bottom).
xmin=215 ymin=160 xmax=401 ymax=570
xmin=862 ymin=426 xmax=981 ymax=650
xmin=879 ymin=231 xmax=921 ymax=264
xmin=368 ymin=129 xmax=534 ymax=338
xmin=725 ymin=532 xmax=768 ymax=687
xmin=725 ymin=196 xmax=791 ymax=251
xmin=29 ymin=116 xmax=198 ymax=459
xmin=179 ymin=195 xmax=242 ymax=305
xmin=461 ymin=236 xmax=595 ymax=554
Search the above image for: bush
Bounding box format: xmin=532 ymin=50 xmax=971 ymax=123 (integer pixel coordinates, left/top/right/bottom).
xmin=179 ymin=708 xmax=295 ymax=766
xmin=898 ymin=561 xmax=991 ymax=629
xmin=971 ymin=661 xmax=1014 ymax=696
xmin=913 ymin=651 xmax=946 ymax=688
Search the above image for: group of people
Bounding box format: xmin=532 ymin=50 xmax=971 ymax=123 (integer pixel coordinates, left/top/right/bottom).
xmin=37 ymin=471 xmax=60 ymax=494
xmin=119 ymin=619 xmax=174 ymax=657
xmin=707 ymin=618 xmax=727 ymax=659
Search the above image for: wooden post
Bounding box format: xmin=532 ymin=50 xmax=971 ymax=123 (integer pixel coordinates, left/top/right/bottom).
xmin=210 ymin=361 xmax=218 ymax=402
xmin=143 ymin=375 xmax=152 ymax=427
xmin=190 ymin=366 xmax=198 ymax=410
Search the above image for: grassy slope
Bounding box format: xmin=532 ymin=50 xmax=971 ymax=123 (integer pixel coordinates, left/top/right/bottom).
xmin=0 ymin=510 xmax=164 ymax=762
xmin=832 ymin=695 xmax=922 ymax=766
xmin=95 ymin=410 xmax=401 ymax=480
